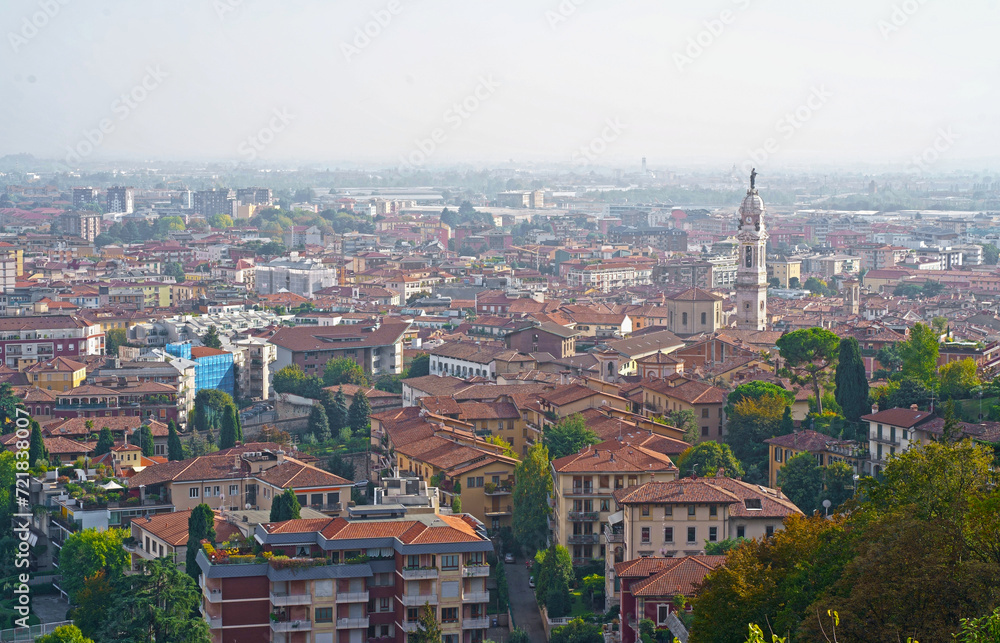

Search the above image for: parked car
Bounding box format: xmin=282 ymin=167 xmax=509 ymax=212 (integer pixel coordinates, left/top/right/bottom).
xmin=504 ymin=553 xmax=514 ymax=564
xmin=528 ymin=576 xmax=535 ymax=589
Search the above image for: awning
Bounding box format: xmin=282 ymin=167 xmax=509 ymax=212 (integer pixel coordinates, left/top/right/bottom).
xmin=608 ymin=509 xmax=623 ymax=525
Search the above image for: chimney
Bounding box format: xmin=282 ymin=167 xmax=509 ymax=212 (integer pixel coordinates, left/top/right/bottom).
xmin=910 ymin=404 xmax=918 ymax=411
xmin=871 ymin=403 xmax=879 ymax=414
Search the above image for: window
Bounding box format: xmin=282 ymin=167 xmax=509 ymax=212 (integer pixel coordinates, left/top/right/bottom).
xmin=204 ymin=487 xmax=211 ymax=497
xmin=687 ymin=505 xmax=695 ymax=516
xmin=664 ymin=527 xmax=673 ymax=543
xmin=641 ymin=527 xmax=650 ymax=544
xmin=441 ymin=608 xmax=458 ymax=623
xmin=229 ymin=485 xmax=238 ymax=496
xmin=737 ymin=525 xmax=746 ymax=538
xmin=701 ymin=312 xmax=707 ymax=325
xmin=775 ymin=448 xmax=782 ymax=463
xmin=664 ymin=505 xmax=672 ymax=516
xmin=701 ymin=426 xmax=709 ymax=436
xmin=744 ymin=498 xmax=762 ymax=510
xmin=311 ymin=493 xmax=323 ymax=506
xmin=641 ymin=505 xmax=650 ymax=516
xmin=315 ymin=607 xmax=333 ymax=623
xmin=658 ymin=604 xmax=670 ymax=625
xmin=213 ymin=486 xmax=220 ymax=497
xmin=600 ymin=499 xmax=610 ymax=512
xmin=687 ymin=527 xmax=696 ymax=543
xmin=766 ymin=525 xmax=775 ymax=537
xmin=380 ymin=597 xmax=390 ymax=611
xmin=407 ymin=608 xmax=419 ymax=622
xmin=467 ymin=476 xmax=484 ymax=488
xmin=709 ymin=526 xmax=718 ymax=542
xmin=441 ymin=555 xmax=458 ymax=570
xmin=682 ymin=312 xmax=688 ymax=326
xmin=709 ymin=505 xmax=717 ymax=517
xmin=189 ymin=487 xmax=199 ymax=498
xmin=701 ymin=408 xmax=709 ymax=418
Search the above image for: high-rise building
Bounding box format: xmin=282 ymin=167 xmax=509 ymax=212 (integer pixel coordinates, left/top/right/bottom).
xmin=71 ymin=187 xmax=97 ymax=209
xmin=59 ymin=211 xmax=102 ymax=243
xmin=193 ymin=189 xmax=235 ymax=217
xmin=106 ymin=186 xmax=134 ymax=214
xmin=236 ymin=187 xmax=273 ymax=206
xmin=735 ymin=170 xmax=768 ymax=330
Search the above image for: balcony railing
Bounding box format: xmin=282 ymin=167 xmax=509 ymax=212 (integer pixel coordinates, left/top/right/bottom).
xmin=567 ymin=487 xmax=595 ymax=496
xmin=203 ymin=614 xmax=222 ymax=630
xmin=400 ymin=620 xmax=419 ymax=633
xmin=484 ymin=486 xmax=512 ymax=496
xmin=463 ymin=565 xmax=489 ymax=577
xmin=269 ymin=592 xmax=311 ymax=606
xmin=870 ymin=435 xmax=900 ymax=445
xmin=337 ymin=591 xmax=369 ymax=603
xmin=567 ymin=534 xmax=600 ymax=545
xmin=485 ymin=504 xmax=512 ymax=516
xmin=401 ymin=567 xmax=438 ymax=580
xmin=205 ymin=588 xmax=223 ymax=603
xmin=336 ymin=617 xmax=369 ymax=629
xmin=463 ymin=617 xmax=491 ymax=629
xmin=270 ymin=619 xmax=312 ymax=632
xmin=568 ymin=511 xmax=599 ymax=521
xmin=402 ymin=593 xmax=437 ymax=606
xmin=603 ymin=527 xmax=623 ymax=543
xmin=463 ymin=590 xmax=490 ymax=602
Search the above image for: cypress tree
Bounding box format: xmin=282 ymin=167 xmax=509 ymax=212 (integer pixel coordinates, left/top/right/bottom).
xmin=348 ymin=390 xmax=372 ymax=436
xmin=834 ymin=337 xmax=871 ymax=428
xmin=329 ymin=387 xmax=349 ymax=434
xmin=309 ymin=405 xmax=331 ymax=442
xmin=780 ymin=405 xmax=795 ymax=435
xmin=167 ymin=421 xmax=184 ymax=461
xmin=94 ymin=427 xmax=115 ymax=456
xmin=186 ymin=503 xmax=216 ymax=580
xmin=218 ymin=404 xmax=240 ymax=449
xmin=139 ymin=424 xmax=155 ymax=457
xmin=28 ymin=420 xmax=48 ymax=466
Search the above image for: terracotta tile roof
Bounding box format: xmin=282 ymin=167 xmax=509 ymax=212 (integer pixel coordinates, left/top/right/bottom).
xmin=765 ymin=429 xmax=848 ymax=452
xmin=859 ymin=407 xmax=934 ymax=428
xmin=190 ymin=346 xmax=228 ymax=358
xmin=400 ymin=375 xmax=469 ymax=397
xmin=613 ymin=478 xmax=739 ymax=505
xmin=133 ymin=509 xmax=242 ymax=547
xmin=255 ymin=457 xmax=352 ymax=489
xmin=553 ymin=440 xmax=677 ymax=474
xmin=264 ymin=513 xmax=485 ymax=544
xmin=269 ymin=322 xmax=410 ymax=352
xmin=666 ymin=288 xmax=724 ymax=302
xmin=539 ymin=383 xmax=603 ymax=407
xmin=24 ymin=357 xmax=86 ymax=373
xmin=640 ymin=377 xmax=727 ymax=405
xmin=629 ymin=556 xmax=727 ymax=597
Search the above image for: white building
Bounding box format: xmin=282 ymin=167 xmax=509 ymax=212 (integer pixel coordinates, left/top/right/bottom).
xmin=255 ymin=254 xmax=337 ymax=297
xmin=735 ymin=172 xmax=768 ymax=331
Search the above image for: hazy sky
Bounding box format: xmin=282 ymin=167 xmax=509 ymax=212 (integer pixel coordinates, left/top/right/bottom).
xmin=2 ymin=0 xmax=997 ymax=170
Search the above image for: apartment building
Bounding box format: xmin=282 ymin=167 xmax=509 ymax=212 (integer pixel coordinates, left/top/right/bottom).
xmin=106 ymin=186 xmax=135 ymax=214
xmin=72 ymin=187 xmax=98 ymax=209
xmin=639 ymin=375 xmax=727 ymax=440
xmin=59 ymin=210 xmax=102 ymax=243
xmin=236 ymin=187 xmax=273 ymax=206
xmin=193 ymin=189 xmax=236 ymax=217
xmin=764 ymin=429 xmax=865 ymax=488
xmin=564 ymin=263 xmax=653 ymax=293
xmin=0 ymin=315 xmax=104 ymax=368
xmin=196 ymin=512 xmax=494 ymax=643
xmin=427 ymin=341 xmax=535 ymax=380
xmin=24 ymin=357 xmax=87 ymax=392
xmin=129 ymin=508 xmax=241 ymax=572
xmin=606 ymin=473 xmax=801 ymax=606
xmin=256 ymin=255 xmax=337 ymax=297
xmin=232 ymin=337 xmax=277 ymax=400
xmin=269 ymin=322 xmax=410 ymax=378
xmin=550 ymin=440 xmax=678 ymax=565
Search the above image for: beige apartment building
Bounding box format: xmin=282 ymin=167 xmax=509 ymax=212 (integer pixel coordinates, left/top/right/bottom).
xmin=550 ymin=440 xmax=678 ymax=565
xmin=606 ymin=473 xmax=801 ymax=606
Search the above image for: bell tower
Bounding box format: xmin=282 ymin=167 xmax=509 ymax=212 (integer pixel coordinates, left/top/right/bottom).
xmin=735 ymin=169 xmax=768 ymax=330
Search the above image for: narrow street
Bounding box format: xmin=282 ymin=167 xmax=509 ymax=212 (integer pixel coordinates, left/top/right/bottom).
xmin=505 ymin=559 xmax=546 ymax=642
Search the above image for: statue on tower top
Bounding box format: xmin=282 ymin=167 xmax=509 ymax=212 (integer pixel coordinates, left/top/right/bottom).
xmin=750 ymin=167 xmax=757 ymax=190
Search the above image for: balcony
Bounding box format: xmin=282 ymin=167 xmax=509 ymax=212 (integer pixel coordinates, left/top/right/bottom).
xmin=568 ymin=511 xmax=599 ymax=521
xmin=203 ymin=614 xmax=222 ymax=630
xmin=463 ymin=590 xmax=490 ymax=602
xmin=484 ymin=485 xmax=512 ymax=496
xmin=400 ymin=620 xmax=419 ymax=633
xmin=870 ymin=435 xmax=900 ymax=446
xmin=270 ymin=592 xmax=311 ymax=606
xmin=336 ymin=617 xmax=369 ymax=629
xmin=205 ymin=588 xmax=223 ymax=603
xmin=402 ymin=567 xmax=438 ymax=580
xmin=567 ymin=487 xmax=596 ymax=496
xmin=402 ymin=593 xmax=438 ymax=606
xmin=270 ymin=619 xmax=312 ymax=632
xmin=337 ymin=591 xmax=369 ymax=603
xmin=603 ymin=527 xmax=623 ymax=544
xmin=463 ymin=565 xmax=489 ymax=577
xmin=463 ymin=617 xmax=491 ymax=629
xmin=567 ymin=534 xmax=600 ymax=545
xmin=485 ymin=504 xmax=512 ymax=516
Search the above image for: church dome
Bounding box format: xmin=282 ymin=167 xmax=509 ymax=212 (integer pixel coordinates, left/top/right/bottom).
xmin=739 ymin=191 xmax=765 ymax=217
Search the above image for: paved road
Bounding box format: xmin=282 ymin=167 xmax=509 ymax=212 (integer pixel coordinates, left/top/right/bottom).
xmin=505 ymin=560 xmax=546 ymax=642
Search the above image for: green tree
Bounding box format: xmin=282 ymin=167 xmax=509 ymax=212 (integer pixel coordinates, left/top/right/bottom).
xmin=309 ymin=404 xmax=331 ymax=442
xmin=512 ymin=443 xmax=553 ymax=552
xmin=884 ymin=377 xmax=932 ymax=410
xmin=201 ymin=325 xmax=222 ymax=349
xmin=209 ymin=213 xmax=233 ymax=228
xmin=185 ymin=503 xmax=216 ymax=580
xmin=940 ymin=357 xmax=980 ymax=400
xmin=663 ymin=409 xmax=700 ymax=444
xmin=780 ymin=405 xmax=794 ymax=434
xmin=348 ymin=389 xmax=372 ymax=435
xmin=776 ymin=327 xmax=840 ymax=414
xmin=534 ymin=544 xmax=574 ymax=605
xmin=777 ymin=452 xmax=823 ymax=515
xmin=327 ymin=454 xmax=354 ymax=481
xmin=483 ymin=434 xmax=517 ymax=458
xmin=138 ymin=423 xmax=155 ymax=457
xmin=167 ymin=420 xmax=184 ymax=461
xmin=704 ymin=537 xmax=749 ymax=556
xmin=163 ymin=261 xmax=186 ymax=283
xmin=99 ymin=558 xmax=212 ymax=643
xmin=978 ymin=243 xmax=1000 ymax=266
xmin=834 ymin=337 xmax=870 ymax=427
xmin=726 ymin=381 xmax=795 ymax=411
xmin=70 ymin=570 xmax=113 ymax=638
xmin=323 ymin=357 xmax=368 ymax=387
xmin=898 ymin=322 xmax=939 ymax=387
xmin=509 ymin=628 xmax=531 ymax=643
xmin=411 ymin=602 xmax=442 ymax=643
xmin=273 ymin=364 xmax=307 ymax=394
xmin=875 ymin=343 xmax=903 ymax=373
xmin=549 ymin=618 xmax=603 ymax=643
xmin=29 ymin=419 xmax=48 ymax=466
xmin=406 ymin=353 xmax=430 ymax=378
xmin=820 ymin=461 xmax=855 ymax=511
xmin=59 ymin=528 xmax=130 ymax=601
xmin=194 ymin=389 xmax=237 ymax=433
xmin=325 ymin=386 xmax=350 ymax=434
xmin=105 ymin=327 xmax=129 ymax=357
xmin=270 ymin=488 xmax=302 ymax=522
xmin=217 ymin=403 xmax=241 ymax=449
xmin=676 ymin=441 xmax=744 ymax=478
xmin=725 ymin=393 xmax=788 ymax=484
xmin=544 ymin=413 xmax=599 ymax=460
xmin=36 ymin=625 xmax=95 ymax=643
xmin=94 ymin=427 xmax=115 ymax=456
